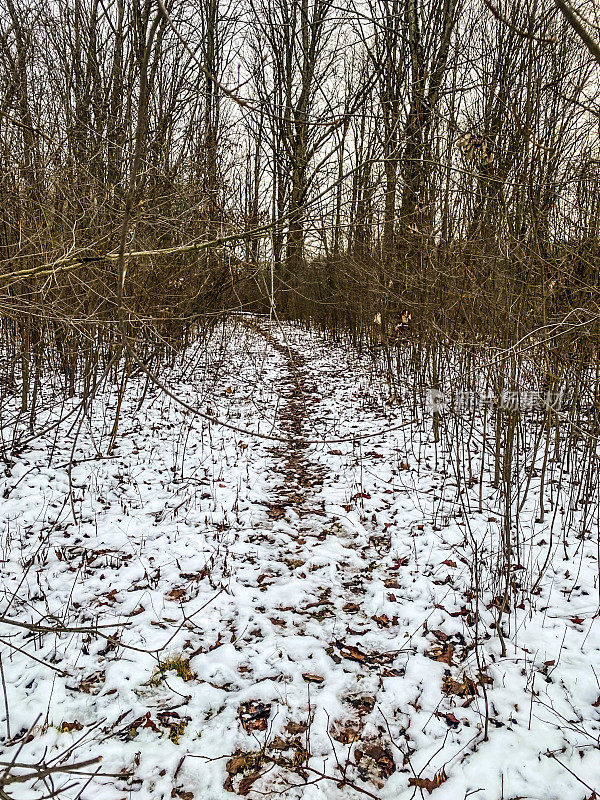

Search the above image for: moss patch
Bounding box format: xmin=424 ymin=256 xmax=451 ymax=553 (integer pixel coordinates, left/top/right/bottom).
xmin=146 ymin=653 xmax=196 ymax=686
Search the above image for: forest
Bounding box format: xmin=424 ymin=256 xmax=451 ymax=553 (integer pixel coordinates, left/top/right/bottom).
xmin=0 ymin=0 xmax=599 ymax=798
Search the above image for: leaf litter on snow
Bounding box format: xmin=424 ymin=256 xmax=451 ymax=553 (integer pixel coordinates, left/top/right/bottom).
xmin=0 ymin=319 xmax=598 ymax=799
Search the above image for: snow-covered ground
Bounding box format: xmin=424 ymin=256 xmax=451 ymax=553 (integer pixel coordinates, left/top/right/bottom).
xmin=0 ymin=318 xmax=598 ymax=800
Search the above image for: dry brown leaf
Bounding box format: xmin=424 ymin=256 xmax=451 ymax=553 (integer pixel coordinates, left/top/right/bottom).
xmin=430 ymin=629 xmax=448 ymax=642
xmin=426 ymin=644 xmax=454 ymax=665
xmin=372 ymin=614 xmax=391 ymax=628
xmin=389 ymin=556 xmax=409 ymax=570
xmin=59 ymin=720 xmax=83 ymax=733
xmin=266 ymin=504 xmax=286 ymax=520
xmin=224 ymin=751 xmax=265 ymax=796
xmin=408 ymin=769 xmax=448 ymax=794
xmin=443 ymin=712 xmax=460 ymax=728
xmin=166 ymin=587 xmax=186 ymax=601
xmin=442 ymin=674 xmax=478 ymax=697
xmin=346 ymin=693 xmax=376 ymax=714
xmin=330 ymin=720 xmax=362 ymax=744
xmin=237 ymin=773 xmax=261 ymax=796
xmin=128 ymin=712 xmax=160 ymax=735
xmin=355 ymin=743 xmax=396 ymax=785
xmin=334 ymin=640 xmax=368 ymax=663
xmin=238 ymin=701 xmax=271 ymax=733
xmin=286 ymin=721 xmax=308 ymax=735
xmin=302 ymin=673 xmax=324 ymax=684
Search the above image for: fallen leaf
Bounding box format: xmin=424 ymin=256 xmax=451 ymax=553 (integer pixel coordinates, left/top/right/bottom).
xmin=334 ymin=641 xmax=368 ymax=663
xmin=237 ymin=774 xmax=261 ymax=796
xmin=73 ymin=672 xmax=104 ymax=694
xmin=449 ymin=605 xmax=471 ymax=618
xmin=372 ymin=614 xmax=391 ymax=628
xmin=302 ymin=673 xmax=324 ymax=684
xmin=330 ymin=720 xmax=361 ymax=743
xmin=355 ymin=743 xmax=396 ymax=786
xmin=381 ymin=666 xmax=404 ymax=677
xmin=408 ymin=769 xmax=448 ymax=793
xmin=180 ymin=568 xmax=209 ymax=581
xmin=224 ymin=751 xmax=265 ymax=796
xmin=59 ymin=720 xmax=83 ymax=733
xmin=166 ymin=587 xmax=186 ymax=601
xmin=226 ymin=754 xmax=250 ymax=774
xmin=346 ymin=693 xmax=376 ymax=714
xmin=238 ymin=701 xmax=271 ymax=733
xmin=443 ymin=712 xmax=460 ymax=728
xmin=442 ymin=674 xmax=478 ymax=697
xmin=430 ymin=629 xmax=448 ymax=642
xmin=286 ymin=721 xmax=308 ymax=735
xmin=389 ymin=556 xmax=409 ymax=570
xmin=266 ymin=504 xmax=286 ymax=520
xmin=127 ymin=712 xmax=160 ymax=737
xmin=426 ymin=644 xmax=454 ymax=665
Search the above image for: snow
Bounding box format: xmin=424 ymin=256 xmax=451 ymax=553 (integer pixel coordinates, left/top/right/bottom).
xmin=0 ymin=317 xmax=598 ymax=799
